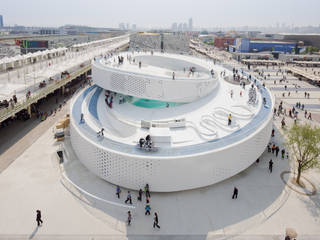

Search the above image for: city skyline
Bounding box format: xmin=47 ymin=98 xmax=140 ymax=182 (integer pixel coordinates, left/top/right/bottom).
xmin=0 ymin=0 xmax=320 ymax=29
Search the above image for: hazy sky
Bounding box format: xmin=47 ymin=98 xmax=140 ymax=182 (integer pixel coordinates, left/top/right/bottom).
xmin=1 ymin=0 xmax=319 ymax=28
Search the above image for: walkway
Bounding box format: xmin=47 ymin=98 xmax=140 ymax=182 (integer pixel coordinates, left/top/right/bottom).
xmin=1 ymin=117 xmax=319 ymax=238
xmin=72 ymin=78 xmax=271 ymax=157
xmin=0 ymin=82 xmax=88 ymax=173
xmin=0 ymin=45 xmax=320 ymax=239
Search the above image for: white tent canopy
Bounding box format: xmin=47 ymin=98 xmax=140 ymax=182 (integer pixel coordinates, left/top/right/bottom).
xmin=0 ymin=47 xmax=69 ymax=71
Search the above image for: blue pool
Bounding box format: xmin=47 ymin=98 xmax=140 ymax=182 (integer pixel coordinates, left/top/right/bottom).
xmin=132 ymin=98 xmax=184 ymax=108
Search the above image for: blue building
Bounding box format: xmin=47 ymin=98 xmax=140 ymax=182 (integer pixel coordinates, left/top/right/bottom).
xmin=235 ymin=38 xmax=250 ymax=52
xmin=0 ymin=15 xmax=3 ymax=28
xmin=235 ymin=38 xmax=296 ymax=53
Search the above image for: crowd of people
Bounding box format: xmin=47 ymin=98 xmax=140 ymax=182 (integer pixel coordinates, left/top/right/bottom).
xmin=117 ymin=184 xmax=161 ymax=229
xmin=273 ymin=99 xmax=313 ymax=128
xmin=232 ymin=67 xmax=247 ymax=83
xmin=262 ymin=129 xmax=288 ymax=177
xmin=0 ymin=94 xmax=17 ymax=110
xmin=0 ymin=74 xmax=89 ymax=128
xmin=267 ymin=141 xmax=287 ymax=160
xmin=139 ymin=134 xmax=153 ymax=151
xmin=254 ymin=65 xmax=317 ymax=125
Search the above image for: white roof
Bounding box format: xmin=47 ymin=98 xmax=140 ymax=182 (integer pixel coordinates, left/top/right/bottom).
xmin=0 ymin=47 xmax=68 ymax=65
xmin=72 ymin=38 xmax=112 ymax=48
xmin=0 ymin=56 xmax=11 ymax=64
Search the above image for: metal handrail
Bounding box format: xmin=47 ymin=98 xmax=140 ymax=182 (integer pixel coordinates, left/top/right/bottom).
xmin=60 ymin=172 xmax=135 ymax=209
xmin=95 ymin=53 xmax=217 ymax=82
xmin=70 ymin=76 xmax=273 ymax=157
xmin=0 ymin=37 xmax=130 ymax=123
xmin=0 ymin=64 xmax=91 ymax=122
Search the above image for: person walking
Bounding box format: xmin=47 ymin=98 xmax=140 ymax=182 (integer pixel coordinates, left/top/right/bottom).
xmin=145 ymin=203 xmax=151 ymax=215
xmin=127 ymin=211 xmax=132 ymax=226
xmin=228 ymin=114 xmax=232 ymax=126
xmin=145 ymin=184 xmax=151 ymax=198
xmin=138 ymin=189 xmax=143 ymax=201
xmin=269 ymin=159 xmax=273 ymax=173
xmin=36 ymin=210 xmax=43 ymax=227
xmin=232 ymin=187 xmax=238 ymax=199
xmin=125 ymin=191 xmax=132 ymax=204
xmin=267 ymin=143 xmax=271 ymax=152
xmin=272 ymin=144 xmax=276 ymax=154
xmin=153 ymin=212 xmax=160 ymax=229
xmin=281 ymin=118 xmax=286 ymax=128
xmin=275 ymin=146 xmax=280 ymax=157
xmin=80 ymin=113 xmax=84 ymax=123
xmin=116 ymin=185 xmax=121 ymax=199
xmin=281 ymin=149 xmax=285 ymax=159
xmin=97 ymin=128 xmax=104 ymax=137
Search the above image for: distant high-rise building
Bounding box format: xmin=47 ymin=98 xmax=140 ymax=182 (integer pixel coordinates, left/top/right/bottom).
xmin=119 ymin=23 xmax=125 ymax=30
xmin=132 ymin=24 xmax=137 ymax=31
xmin=188 ymin=18 xmax=193 ymax=31
xmin=126 ymin=23 xmax=130 ymax=30
xmin=183 ymin=23 xmax=188 ymax=32
xmin=178 ymin=23 xmax=183 ymax=32
xmin=171 ymin=22 xmax=178 ymax=31
xmin=0 ymin=15 xmax=3 ymax=28
xmin=40 ymin=28 xmax=59 ymax=35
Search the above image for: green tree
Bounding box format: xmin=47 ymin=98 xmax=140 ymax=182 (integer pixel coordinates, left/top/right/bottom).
xmin=205 ymin=40 xmax=214 ymax=46
xmin=304 ymin=46 xmax=319 ymax=54
xmin=287 ymin=124 xmax=320 ymax=185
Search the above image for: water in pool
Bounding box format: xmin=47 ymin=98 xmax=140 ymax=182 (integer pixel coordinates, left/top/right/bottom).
xmin=132 ymin=98 xmax=184 ymax=109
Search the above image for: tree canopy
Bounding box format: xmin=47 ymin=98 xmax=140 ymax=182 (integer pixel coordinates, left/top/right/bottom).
xmin=302 ymin=46 xmax=319 ymax=54
xmin=286 ymin=124 xmax=320 ymax=184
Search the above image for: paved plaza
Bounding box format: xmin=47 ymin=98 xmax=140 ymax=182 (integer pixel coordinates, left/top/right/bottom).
xmin=0 ymin=52 xmax=320 ymax=239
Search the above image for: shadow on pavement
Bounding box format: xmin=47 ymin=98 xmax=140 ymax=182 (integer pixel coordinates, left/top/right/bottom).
xmin=61 ymin=127 xmax=290 ymax=236
xmin=28 ymin=226 xmax=38 ymax=240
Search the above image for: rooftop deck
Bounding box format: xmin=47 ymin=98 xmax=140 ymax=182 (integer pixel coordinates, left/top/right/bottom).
xmin=96 ymin=52 xmax=213 ymax=81
xmin=71 ymin=67 xmax=273 ymax=157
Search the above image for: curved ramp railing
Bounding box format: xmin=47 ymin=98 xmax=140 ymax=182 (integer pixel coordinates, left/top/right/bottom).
xmin=186 ymin=121 xmax=217 ymax=140
xmin=60 ymin=172 xmax=135 ymax=210
xmin=213 ymin=106 xmax=254 ymax=120
xmin=201 ymin=114 xmax=240 ymax=132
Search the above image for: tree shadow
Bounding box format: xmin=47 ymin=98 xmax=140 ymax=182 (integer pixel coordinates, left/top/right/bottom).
xmin=297 ymin=173 xmax=320 ymax=219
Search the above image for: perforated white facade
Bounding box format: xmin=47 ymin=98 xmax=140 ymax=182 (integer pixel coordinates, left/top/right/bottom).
xmin=92 ymin=54 xmax=218 ymax=103
xmin=70 ymin=108 xmax=273 ymax=192
xmin=70 ymin=52 xmax=274 ymax=192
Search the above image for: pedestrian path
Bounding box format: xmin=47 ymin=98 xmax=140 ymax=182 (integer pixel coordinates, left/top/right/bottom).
xmin=270 ymin=87 xmax=320 ymax=91
xmin=287 ymin=104 xmax=320 ymax=109
xmin=0 ymin=47 xmax=320 ymax=239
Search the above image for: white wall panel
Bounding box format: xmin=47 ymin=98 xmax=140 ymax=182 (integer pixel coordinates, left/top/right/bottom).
xmin=70 ymin=110 xmax=273 ymax=192
xmin=92 ymin=63 xmax=218 ymax=103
